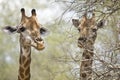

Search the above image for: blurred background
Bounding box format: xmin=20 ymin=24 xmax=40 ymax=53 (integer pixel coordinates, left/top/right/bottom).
xmin=0 ymin=0 xmax=120 ymax=80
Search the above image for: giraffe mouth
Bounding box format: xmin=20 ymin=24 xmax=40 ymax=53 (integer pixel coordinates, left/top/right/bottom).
xmin=36 ymin=40 xmax=45 ymax=50
xmin=31 ymin=40 xmax=45 ymax=50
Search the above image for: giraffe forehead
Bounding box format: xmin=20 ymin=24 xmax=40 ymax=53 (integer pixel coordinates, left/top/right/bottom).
xmin=22 ymin=18 xmax=40 ymax=29
xmin=81 ymin=18 xmax=95 ymax=26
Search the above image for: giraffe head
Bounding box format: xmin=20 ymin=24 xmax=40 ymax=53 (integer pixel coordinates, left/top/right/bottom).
xmin=72 ymin=12 xmax=104 ymax=48
xmin=72 ymin=12 xmax=104 ymax=34
xmin=3 ymin=8 xmax=48 ymax=50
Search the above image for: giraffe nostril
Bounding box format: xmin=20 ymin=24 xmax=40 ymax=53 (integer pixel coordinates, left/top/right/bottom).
xmin=92 ymin=28 xmax=97 ymax=32
xmin=35 ymin=38 xmax=43 ymax=41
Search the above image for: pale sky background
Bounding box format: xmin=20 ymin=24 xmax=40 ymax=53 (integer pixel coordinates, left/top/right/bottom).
xmin=0 ymin=0 xmax=76 ymax=25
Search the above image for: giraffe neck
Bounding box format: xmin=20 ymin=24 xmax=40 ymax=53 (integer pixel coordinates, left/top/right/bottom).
xmin=80 ymin=33 xmax=97 ymax=80
xmin=80 ymin=49 xmax=94 ymax=80
xmin=18 ymin=34 xmax=31 ymax=80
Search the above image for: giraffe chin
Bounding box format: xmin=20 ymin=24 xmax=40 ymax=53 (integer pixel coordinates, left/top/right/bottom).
xmin=36 ymin=44 xmax=45 ymax=50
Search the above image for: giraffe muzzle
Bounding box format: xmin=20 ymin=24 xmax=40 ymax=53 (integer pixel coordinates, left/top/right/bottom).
xmin=31 ymin=38 xmax=45 ymax=50
xmin=36 ymin=40 xmax=45 ymax=50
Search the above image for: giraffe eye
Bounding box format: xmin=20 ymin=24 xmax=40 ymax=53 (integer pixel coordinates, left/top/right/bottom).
xmin=17 ymin=27 xmax=26 ymax=33
xmin=19 ymin=27 xmax=26 ymax=32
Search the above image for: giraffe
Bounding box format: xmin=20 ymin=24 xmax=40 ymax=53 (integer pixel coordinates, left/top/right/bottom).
xmin=72 ymin=12 xmax=104 ymax=80
xmin=3 ymin=8 xmax=48 ymax=80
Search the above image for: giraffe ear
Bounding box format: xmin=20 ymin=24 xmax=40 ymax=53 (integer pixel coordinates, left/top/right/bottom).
xmin=72 ymin=19 xmax=80 ymax=28
xmin=2 ymin=26 xmax=17 ymax=34
xmin=97 ymin=19 xmax=105 ymax=28
xmin=40 ymin=27 xmax=48 ymax=36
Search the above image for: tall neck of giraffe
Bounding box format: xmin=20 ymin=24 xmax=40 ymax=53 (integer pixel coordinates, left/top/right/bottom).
xmin=18 ymin=34 xmax=31 ymax=80
xmin=80 ymin=34 xmax=96 ymax=80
